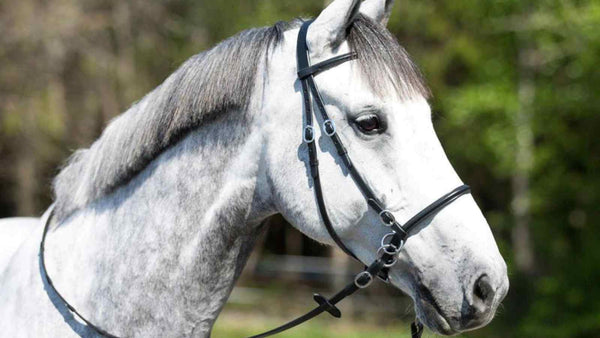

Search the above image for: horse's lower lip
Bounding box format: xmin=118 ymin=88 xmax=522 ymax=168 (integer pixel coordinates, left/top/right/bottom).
xmin=415 ymin=285 xmax=460 ymax=335
xmin=418 ymin=299 xmax=459 ymax=335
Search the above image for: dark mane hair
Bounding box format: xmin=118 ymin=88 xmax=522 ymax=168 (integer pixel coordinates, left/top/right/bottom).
xmin=53 ymin=16 xmax=428 ymax=221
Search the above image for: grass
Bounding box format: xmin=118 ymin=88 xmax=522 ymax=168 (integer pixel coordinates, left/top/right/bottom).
xmin=213 ymin=310 xmax=448 ymax=338
xmin=211 ymin=285 xmax=469 ymax=337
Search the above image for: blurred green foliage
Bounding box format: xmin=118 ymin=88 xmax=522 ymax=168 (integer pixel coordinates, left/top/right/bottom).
xmin=0 ymin=0 xmax=598 ymax=337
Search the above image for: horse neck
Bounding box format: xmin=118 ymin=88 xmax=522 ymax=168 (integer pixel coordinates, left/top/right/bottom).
xmin=44 ymin=109 xmax=274 ymax=336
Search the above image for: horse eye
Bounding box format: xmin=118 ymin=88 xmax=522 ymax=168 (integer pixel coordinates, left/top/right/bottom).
xmin=355 ymin=114 xmax=382 ymax=133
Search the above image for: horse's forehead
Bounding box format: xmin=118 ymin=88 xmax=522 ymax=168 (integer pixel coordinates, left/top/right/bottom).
xmin=315 ymin=69 xmax=431 ymax=120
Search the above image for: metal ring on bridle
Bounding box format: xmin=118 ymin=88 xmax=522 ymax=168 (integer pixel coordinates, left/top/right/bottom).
xmin=303 ymin=125 xmax=315 ymax=143
xmin=380 ymin=233 xmax=405 ymax=253
xmin=354 ymin=271 xmax=373 ymax=289
xmin=379 ymin=210 xmax=396 ymax=226
xmin=323 ymin=119 xmax=336 ymax=136
xmin=378 ymin=243 xmax=400 ymax=257
xmin=377 ymin=245 xmax=399 ymax=267
xmin=380 ymin=243 xmax=399 ymax=255
xmin=380 ymin=232 xmax=395 ymax=249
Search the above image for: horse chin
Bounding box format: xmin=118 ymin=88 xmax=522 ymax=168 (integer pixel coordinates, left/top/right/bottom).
xmin=415 ymin=297 xmax=460 ymax=336
xmin=388 ymin=274 xmax=460 ymax=335
xmin=412 ymin=286 xmax=496 ymax=336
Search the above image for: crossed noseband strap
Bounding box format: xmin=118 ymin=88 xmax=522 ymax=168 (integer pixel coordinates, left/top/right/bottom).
xmin=249 ymin=21 xmax=471 ymax=338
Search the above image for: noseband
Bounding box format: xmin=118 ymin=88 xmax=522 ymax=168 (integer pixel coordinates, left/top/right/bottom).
xmin=39 ymin=20 xmax=471 ymax=338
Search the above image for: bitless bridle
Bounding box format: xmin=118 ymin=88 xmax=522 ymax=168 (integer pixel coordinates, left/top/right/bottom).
xmin=39 ymin=20 xmax=471 ymax=338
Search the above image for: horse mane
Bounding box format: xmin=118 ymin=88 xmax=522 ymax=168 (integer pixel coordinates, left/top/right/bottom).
xmin=52 ymin=15 xmax=428 ymax=222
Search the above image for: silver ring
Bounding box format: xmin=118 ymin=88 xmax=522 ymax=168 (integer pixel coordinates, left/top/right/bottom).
xmin=354 ymin=271 xmax=373 ymax=289
xmin=323 ymin=119 xmax=336 ymax=136
xmin=397 ymin=239 xmax=405 ymax=252
xmin=380 ymin=243 xmax=398 ymax=255
xmin=303 ymin=125 xmax=315 ymax=143
xmin=380 ymin=232 xmax=398 ymax=249
xmin=383 ymin=257 xmax=397 ymax=268
xmin=382 ymin=237 xmax=405 ymax=253
xmin=377 ymin=246 xmax=398 ymax=267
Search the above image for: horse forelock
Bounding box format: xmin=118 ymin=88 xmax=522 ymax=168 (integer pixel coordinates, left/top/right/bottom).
xmin=348 ymin=14 xmax=430 ymax=100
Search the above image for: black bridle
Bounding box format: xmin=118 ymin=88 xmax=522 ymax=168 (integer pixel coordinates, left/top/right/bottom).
xmin=39 ymin=20 xmax=471 ymax=338
xmin=249 ymin=21 xmax=471 ymax=338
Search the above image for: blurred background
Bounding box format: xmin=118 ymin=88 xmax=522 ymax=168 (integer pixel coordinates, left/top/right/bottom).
xmin=1 ymin=0 xmax=598 ymax=337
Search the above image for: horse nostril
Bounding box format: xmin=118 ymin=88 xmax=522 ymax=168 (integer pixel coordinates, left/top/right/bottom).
xmin=460 ymin=274 xmax=496 ymax=330
xmin=473 ymin=274 xmax=494 ymax=306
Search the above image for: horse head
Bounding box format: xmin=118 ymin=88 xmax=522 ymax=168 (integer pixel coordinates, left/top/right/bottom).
xmin=263 ymin=0 xmax=509 ymax=334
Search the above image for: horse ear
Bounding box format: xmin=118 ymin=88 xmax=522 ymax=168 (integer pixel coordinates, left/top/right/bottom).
xmin=308 ymin=0 xmax=361 ymax=52
xmin=359 ymin=0 xmax=395 ymax=26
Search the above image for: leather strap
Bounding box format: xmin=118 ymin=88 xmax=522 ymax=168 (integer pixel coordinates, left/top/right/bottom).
xmin=298 ymin=53 xmax=357 ymax=79
xmin=249 ymin=260 xmax=385 ymax=338
xmin=411 ymin=320 xmax=424 ymax=338
xmin=296 ymin=20 xmax=358 ymax=259
xmin=296 ymin=19 xmax=416 ymax=262
xmin=40 ymin=207 xmax=120 ymax=338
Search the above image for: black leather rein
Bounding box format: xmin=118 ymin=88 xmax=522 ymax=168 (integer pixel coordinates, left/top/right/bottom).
xmin=39 ymin=20 xmax=471 ymax=338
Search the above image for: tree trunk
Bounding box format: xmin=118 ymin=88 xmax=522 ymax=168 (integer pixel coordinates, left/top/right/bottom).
xmin=511 ymin=43 xmax=536 ymax=274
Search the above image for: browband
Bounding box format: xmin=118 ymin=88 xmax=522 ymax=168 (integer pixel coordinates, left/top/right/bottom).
xmin=297 ymin=52 xmax=358 ymax=79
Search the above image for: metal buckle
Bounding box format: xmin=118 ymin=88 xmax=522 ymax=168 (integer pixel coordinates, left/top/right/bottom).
xmin=303 ymin=125 xmax=315 ymax=143
xmin=354 ymin=271 xmax=373 ymax=289
xmin=379 ymin=210 xmax=396 ymax=226
xmin=323 ymin=119 xmax=336 ymax=136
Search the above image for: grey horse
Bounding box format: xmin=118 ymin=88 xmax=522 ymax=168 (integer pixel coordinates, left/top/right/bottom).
xmin=0 ymin=0 xmax=508 ymax=336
